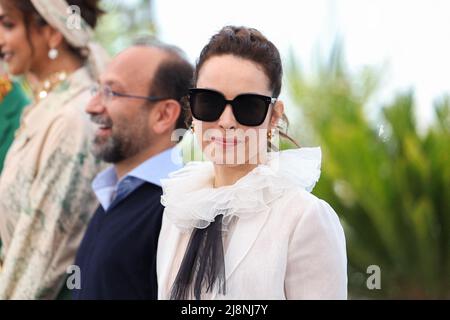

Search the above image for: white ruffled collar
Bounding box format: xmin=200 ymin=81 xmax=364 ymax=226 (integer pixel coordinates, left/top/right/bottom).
xmin=160 ymin=148 xmax=322 ymax=232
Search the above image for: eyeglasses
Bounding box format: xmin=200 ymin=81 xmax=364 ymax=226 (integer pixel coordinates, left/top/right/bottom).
xmin=188 ymin=88 xmax=276 ymax=127
xmin=90 ymin=83 xmax=171 ymax=106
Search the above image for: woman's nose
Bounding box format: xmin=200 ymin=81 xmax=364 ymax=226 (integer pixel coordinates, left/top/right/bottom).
xmin=217 ymin=104 xmax=237 ymax=129
xmin=0 ymin=31 xmax=5 ymax=47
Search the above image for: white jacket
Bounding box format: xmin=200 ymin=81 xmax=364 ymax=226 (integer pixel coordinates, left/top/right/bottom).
xmin=157 ymin=148 xmax=347 ymax=300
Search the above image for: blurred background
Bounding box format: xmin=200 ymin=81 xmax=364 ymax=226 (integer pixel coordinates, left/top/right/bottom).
xmin=97 ymin=0 xmax=449 ymax=299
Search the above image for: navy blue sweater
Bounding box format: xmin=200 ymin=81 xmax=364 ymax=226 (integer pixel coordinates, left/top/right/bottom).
xmin=72 ymin=182 xmax=163 ymax=300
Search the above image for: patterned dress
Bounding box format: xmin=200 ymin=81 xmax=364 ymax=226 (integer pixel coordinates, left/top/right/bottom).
xmin=0 ymin=67 xmax=104 ymax=299
xmin=0 ymin=78 xmax=29 ymax=173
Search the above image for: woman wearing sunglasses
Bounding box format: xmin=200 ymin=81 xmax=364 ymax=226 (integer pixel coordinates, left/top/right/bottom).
xmin=157 ymin=26 xmax=347 ymax=300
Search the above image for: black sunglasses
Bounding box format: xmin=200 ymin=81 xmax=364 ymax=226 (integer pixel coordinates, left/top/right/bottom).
xmin=188 ymin=88 xmax=277 ymax=127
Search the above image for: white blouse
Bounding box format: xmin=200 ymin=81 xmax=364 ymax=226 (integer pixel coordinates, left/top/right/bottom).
xmin=157 ymin=148 xmax=347 ymax=300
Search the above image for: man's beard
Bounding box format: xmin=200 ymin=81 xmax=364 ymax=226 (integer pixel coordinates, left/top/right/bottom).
xmin=90 ymin=114 xmax=151 ymax=163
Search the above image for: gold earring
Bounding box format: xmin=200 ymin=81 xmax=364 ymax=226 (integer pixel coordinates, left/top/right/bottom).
xmin=190 ymin=125 xmax=195 ymax=133
xmin=267 ymin=130 xmax=273 ymax=140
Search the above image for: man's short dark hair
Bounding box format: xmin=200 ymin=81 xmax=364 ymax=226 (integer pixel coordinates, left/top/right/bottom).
xmin=134 ymin=37 xmax=194 ymax=131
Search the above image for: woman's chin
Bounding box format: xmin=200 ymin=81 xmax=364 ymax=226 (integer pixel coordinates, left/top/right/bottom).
xmin=204 ymin=144 xmax=267 ymax=165
xmin=207 ymin=152 xmax=250 ymax=166
xmin=213 ymin=161 xmax=244 ymax=167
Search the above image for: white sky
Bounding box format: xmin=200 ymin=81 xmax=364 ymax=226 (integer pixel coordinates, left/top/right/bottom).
xmin=153 ymin=0 xmax=450 ymax=130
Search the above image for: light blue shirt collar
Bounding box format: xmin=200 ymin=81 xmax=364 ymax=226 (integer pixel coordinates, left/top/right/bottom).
xmin=92 ymin=146 xmax=183 ymax=211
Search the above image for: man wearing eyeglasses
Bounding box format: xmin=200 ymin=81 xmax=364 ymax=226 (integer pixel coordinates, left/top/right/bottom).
xmin=72 ymin=39 xmax=193 ymax=300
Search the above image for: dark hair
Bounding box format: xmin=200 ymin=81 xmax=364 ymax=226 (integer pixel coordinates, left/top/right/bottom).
xmin=196 ymin=26 xmax=282 ymax=98
xmin=0 ymin=0 xmax=103 ymax=60
xmin=133 ymin=37 xmax=194 ymax=132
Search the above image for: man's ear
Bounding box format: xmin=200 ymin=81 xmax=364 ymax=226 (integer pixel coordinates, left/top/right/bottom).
xmin=270 ymin=100 xmax=284 ymax=129
xmin=151 ymin=99 xmax=182 ymax=135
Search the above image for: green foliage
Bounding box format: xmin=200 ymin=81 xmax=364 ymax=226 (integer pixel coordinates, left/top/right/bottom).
xmin=287 ymin=43 xmax=449 ymax=299
xmin=97 ymin=0 xmax=156 ymax=55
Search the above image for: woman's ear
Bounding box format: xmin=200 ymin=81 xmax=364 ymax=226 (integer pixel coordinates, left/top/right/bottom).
xmin=270 ymin=100 xmax=284 ymax=129
xmin=44 ymin=26 xmax=64 ymax=51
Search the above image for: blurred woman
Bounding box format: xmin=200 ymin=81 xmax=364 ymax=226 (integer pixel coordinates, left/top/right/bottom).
xmin=157 ymin=26 xmax=347 ymax=300
xmin=0 ymin=0 xmax=108 ymax=299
